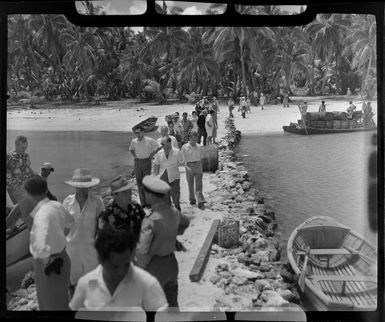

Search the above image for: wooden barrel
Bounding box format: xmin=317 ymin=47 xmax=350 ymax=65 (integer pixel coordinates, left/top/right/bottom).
xmin=332 ymin=111 xmax=348 ymax=121
xmin=341 ymin=121 xmax=349 ymax=129
xmin=332 ymin=120 xmax=341 ymax=129
xmin=325 ymin=121 xmax=333 ymax=129
xmin=305 ymin=112 xmax=334 ymax=121
xmin=348 ymin=120 xmax=356 ymax=128
xmin=307 ymin=121 xmax=316 ymax=128
xmin=305 ymin=112 xmax=320 ymax=121
xmin=201 ymin=146 xmax=219 ymax=172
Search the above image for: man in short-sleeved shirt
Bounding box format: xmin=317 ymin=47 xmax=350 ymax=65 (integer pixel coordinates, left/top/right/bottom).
xmin=181 ymin=131 xmax=205 ymax=208
xmin=129 ymin=126 xmax=160 ymax=207
xmin=26 ymin=175 xmax=74 ymax=310
xmin=70 ymin=227 xmax=168 ymax=311
xmin=156 ymin=126 xmax=179 ymax=150
xmin=136 ymin=176 xmax=190 ymax=308
xmin=6 ymin=135 xmax=35 ymax=202
xmin=153 ymin=136 xmax=184 ymax=211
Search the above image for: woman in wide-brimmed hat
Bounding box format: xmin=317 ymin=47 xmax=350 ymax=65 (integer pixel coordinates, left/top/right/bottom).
xmin=63 ymin=168 xmax=104 ymax=290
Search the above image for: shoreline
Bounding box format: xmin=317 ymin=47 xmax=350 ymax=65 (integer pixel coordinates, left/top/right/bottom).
xmin=7 ymin=106 xmax=302 ymax=311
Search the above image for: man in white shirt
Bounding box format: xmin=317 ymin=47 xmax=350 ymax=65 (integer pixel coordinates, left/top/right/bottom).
xmin=157 ymin=126 xmax=179 ymax=150
xmin=129 ymin=126 xmax=160 ymax=207
xmin=24 ymin=175 xmax=74 ymax=310
xmin=172 ymin=113 xmax=183 ymax=136
xmin=69 ymin=226 xmax=168 ymax=312
xmin=63 ymin=168 xmax=104 ymax=289
xmin=153 ymin=136 xmax=184 ymax=211
xmin=181 ymin=131 xmax=205 ymax=209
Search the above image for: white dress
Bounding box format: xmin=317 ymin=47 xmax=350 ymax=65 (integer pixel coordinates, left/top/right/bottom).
xmin=205 ymin=114 xmax=214 ymax=136
xmin=63 ymin=192 xmax=104 ymax=285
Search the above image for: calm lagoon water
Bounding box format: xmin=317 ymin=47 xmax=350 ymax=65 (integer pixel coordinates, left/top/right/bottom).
xmin=6 ymin=130 xmax=160 ymax=202
xmin=236 ymin=131 xmax=377 ymax=252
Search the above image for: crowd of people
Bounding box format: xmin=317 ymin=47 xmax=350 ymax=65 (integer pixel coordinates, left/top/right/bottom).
xmin=6 ymin=121 xmax=210 ymax=310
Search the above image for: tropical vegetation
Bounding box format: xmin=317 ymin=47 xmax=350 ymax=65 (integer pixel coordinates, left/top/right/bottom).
xmin=7 ymin=4 xmax=377 ymax=105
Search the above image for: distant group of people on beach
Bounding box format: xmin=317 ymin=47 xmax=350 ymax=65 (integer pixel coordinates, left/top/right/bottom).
xmin=6 ymin=122 xmax=212 ymax=310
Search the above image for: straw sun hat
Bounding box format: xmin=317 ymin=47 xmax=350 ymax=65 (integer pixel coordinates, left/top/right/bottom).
xmin=109 ymin=176 xmax=135 ymax=194
xmin=65 ymin=168 xmax=100 ymax=188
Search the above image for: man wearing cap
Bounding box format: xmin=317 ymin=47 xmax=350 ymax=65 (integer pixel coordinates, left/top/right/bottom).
xmin=153 ymin=136 xmax=184 ymax=211
xmin=97 ymin=176 xmax=145 ymax=238
xmin=181 ymin=131 xmax=205 ymax=209
xmin=63 ymin=168 xmax=104 ymax=288
xmin=24 ymin=175 xmax=74 ymax=310
xmin=157 ymin=125 xmax=179 ymax=150
xmin=129 ymin=126 xmax=160 ymax=208
xmin=39 ymin=162 xmax=57 ymax=201
xmin=136 ymin=175 xmax=190 ymax=308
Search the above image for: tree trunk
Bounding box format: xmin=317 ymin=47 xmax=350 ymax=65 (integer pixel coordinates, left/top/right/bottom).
xmin=321 ymin=55 xmax=331 ymax=94
xmin=309 ymin=57 xmax=315 ymax=95
xmin=363 ymin=52 xmax=373 ymax=90
xmin=240 ymin=35 xmax=247 ymax=96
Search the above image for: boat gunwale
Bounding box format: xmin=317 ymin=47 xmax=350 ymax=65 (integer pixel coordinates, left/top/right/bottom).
xmin=286 ymin=216 xmax=377 ymax=310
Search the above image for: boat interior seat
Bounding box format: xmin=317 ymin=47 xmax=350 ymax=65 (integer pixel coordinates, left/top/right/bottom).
xmin=297 ymin=248 xmax=351 ymax=256
xmin=298 ymin=226 xmax=350 ymax=249
xmin=312 ymin=275 xmax=377 ymax=296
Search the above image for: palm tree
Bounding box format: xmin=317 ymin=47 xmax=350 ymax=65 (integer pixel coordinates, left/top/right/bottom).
xmin=210 ymin=26 xmax=274 ymax=96
xmin=272 ymin=27 xmax=311 ymax=94
xmin=61 ymin=26 xmax=103 ymax=100
xmin=343 ymin=14 xmax=376 ymax=95
xmin=142 ymin=26 xmax=187 ymax=91
xmin=177 ymin=27 xmax=219 ymax=95
xmin=306 ymin=14 xmax=350 ymax=94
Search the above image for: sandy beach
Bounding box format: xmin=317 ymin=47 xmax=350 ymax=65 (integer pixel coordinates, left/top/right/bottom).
xmin=6 ymin=96 xmax=377 ymax=311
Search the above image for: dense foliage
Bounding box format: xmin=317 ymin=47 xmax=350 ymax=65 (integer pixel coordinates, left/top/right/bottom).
xmin=7 ymin=5 xmax=377 ymax=104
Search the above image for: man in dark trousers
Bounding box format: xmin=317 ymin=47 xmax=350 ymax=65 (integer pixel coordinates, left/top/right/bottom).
xmin=129 ymin=126 xmax=160 ymax=207
xmin=197 ymin=109 xmax=208 ymax=146
xmin=135 ymin=175 xmax=190 ymax=308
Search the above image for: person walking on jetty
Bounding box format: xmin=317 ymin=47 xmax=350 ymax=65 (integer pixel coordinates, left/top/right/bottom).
xmin=211 ymin=97 xmax=220 ymax=144
xmin=283 ymin=92 xmax=289 ymax=108
xmin=25 ymin=175 xmax=74 ymax=310
xmin=157 ymin=125 xmax=179 ymax=149
xmin=129 ymin=126 xmax=160 ymax=208
xmin=167 ymin=120 xmax=182 ymax=147
xmin=180 ymin=112 xmax=194 ymax=146
xmin=63 ymin=168 xmax=104 ymax=288
xmin=228 ymin=97 xmax=235 ymax=118
xmin=172 ymin=113 xmax=183 ymax=137
xmin=259 ymin=92 xmax=265 ymax=110
xmin=190 ymin=110 xmax=199 ymax=132
xmin=7 ymin=135 xmax=35 ymax=203
xmin=98 ymin=176 xmax=145 ymax=237
xmin=136 ymin=175 xmax=190 ymax=308
xmin=239 ymin=97 xmax=247 ymax=118
xmin=181 ymin=131 xmax=205 ymax=209
xmin=69 ymin=226 xmax=168 ymax=311
xmin=246 ymin=97 xmax=251 ymax=113
xmin=197 ymin=109 xmax=208 ymax=146
xmin=153 ymin=136 xmax=184 ymax=211
xmin=318 ymin=100 xmax=326 ymax=112
xmin=205 ymin=109 xmax=215 ymax=145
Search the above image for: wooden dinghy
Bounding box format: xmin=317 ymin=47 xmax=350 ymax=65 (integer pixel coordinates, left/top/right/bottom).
xmin=6 ymin=198 xmax=34 ymax=267
xmin=6 ymin=222 xmax=30 ymax=267
xmin=287 ymin=216 xmax=377 ymax=311
xmin=132 ymin=116 xmax=158 ymax=133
